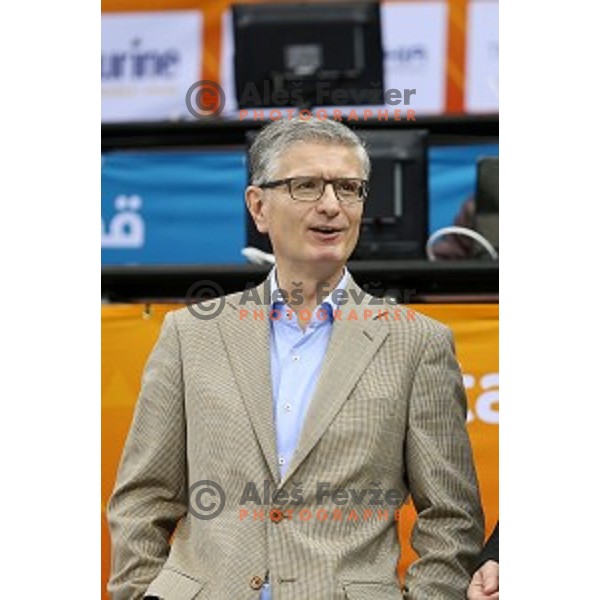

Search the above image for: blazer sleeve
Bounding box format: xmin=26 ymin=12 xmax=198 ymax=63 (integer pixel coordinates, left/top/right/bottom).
xmin=107 ymin=312 xmax=188 ymax=600
xmin=403 ymin=325 xmax=485 ymax=600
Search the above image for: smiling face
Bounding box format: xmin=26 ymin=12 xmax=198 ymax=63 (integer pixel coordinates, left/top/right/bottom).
xmin=245 ymin=141 xmax=365 ymax=280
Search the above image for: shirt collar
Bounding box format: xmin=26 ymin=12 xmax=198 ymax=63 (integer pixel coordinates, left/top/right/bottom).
xmin=268 ymin=266 xmax=349 ymax=317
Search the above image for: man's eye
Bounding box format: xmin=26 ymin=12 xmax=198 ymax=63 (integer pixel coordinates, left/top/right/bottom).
xmin=296 ymin=179 xmax=318 ymax=190
xmin=339 ymin=181 xmax=359 ymax=193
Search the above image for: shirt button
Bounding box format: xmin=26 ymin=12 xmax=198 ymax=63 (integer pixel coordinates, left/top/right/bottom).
xmin=292 ymin=355 xmax=300 ymax=362
xmin=278 ymin=456 xmax=285 ymax=465
xmin=249 ymin=575 xmax=264 ymax=590
xmin=284 ymin=403 xmax=292 ymax=412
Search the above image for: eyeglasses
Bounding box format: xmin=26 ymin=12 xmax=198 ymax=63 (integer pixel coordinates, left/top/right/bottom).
xmin=258 ymin=177 xmax=369 ymax=204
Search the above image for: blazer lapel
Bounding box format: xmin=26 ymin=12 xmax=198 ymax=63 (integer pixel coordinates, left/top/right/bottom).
xmin=279 ymin=276 xmax=390 ymax=489
xmin=217 ymin=279 xmax=280 ymax=484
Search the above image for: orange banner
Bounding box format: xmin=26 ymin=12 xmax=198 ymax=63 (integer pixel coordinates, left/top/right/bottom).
xmin=101 ymin=302 xmax=498 ymax=597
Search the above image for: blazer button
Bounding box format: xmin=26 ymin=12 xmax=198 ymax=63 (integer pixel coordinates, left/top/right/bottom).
xmin=270 ymin=509 xmax=283 ymax=523
xmin=270 ymin=509 xmax=291 ymax=523
xmin=250 ymin=575 xmax=264 ymax=590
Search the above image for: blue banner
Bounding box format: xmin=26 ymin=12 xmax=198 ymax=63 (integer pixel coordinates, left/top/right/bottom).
xmin=102 ymin=144 xmax=499 ymax=265
xmin=101 ymin=150 xmax=247 ymax=265
xmin=428 ymin=143 xmax=499 ymax=234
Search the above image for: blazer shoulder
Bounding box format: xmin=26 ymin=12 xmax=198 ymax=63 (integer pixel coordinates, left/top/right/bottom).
xmin=400 ymin=306 xmax=450 ymax=335
xmin=168 ymin=287 xmax=252 ymax=330
xmin=384 ymin=302 xmax=452 ymax=337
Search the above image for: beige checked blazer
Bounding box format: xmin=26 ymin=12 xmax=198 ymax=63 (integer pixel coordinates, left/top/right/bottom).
xmin=107 ymin=275 xmax=484 ymax=600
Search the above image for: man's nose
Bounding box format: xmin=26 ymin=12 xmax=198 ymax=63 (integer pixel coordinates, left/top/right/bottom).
xmin=316 ymin=182 xmax=341 ymax=214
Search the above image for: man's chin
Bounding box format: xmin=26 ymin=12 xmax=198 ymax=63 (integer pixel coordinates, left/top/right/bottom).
xmin=305 ymin=251 xmax=349 ymax=272
xmin=311 ymin=246 xmax=344 ymax=260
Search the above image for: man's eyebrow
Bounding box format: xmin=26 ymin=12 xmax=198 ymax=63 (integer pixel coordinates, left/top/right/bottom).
xmin=285 ymin=172 xmax=362 ymax=178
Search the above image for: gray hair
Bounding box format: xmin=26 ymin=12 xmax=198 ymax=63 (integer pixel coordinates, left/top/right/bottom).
xmin=248 ymin=116 xmax=371 ymax=185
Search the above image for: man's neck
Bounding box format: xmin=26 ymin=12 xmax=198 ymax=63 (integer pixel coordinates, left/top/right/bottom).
xmin=275 ymin=263 xmax=346 ymax=328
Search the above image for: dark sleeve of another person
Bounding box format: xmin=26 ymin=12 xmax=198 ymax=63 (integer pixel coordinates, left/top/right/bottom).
xmin=475 ymin=523 xmax=499 ymax=570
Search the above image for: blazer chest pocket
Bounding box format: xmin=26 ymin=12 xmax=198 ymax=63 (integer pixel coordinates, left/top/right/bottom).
xmin=342 ymin=580 xmax=404 ymax=599
xmin=144 ymin=567 xmax=207 ymax=599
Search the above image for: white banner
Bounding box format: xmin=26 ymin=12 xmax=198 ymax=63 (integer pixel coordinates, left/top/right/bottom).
xmin=101 ymin=11 xmax=203 ymax=123
xmin=220 ymin=10 xmax=238 ymax=119
xmin=465 ymin=1 xmax=499 ymax=113
xmin=381 ymin=1 xmax=448 ymax=115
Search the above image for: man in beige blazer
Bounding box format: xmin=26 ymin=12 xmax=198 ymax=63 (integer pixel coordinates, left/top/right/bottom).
xmin=108 ymin=117 xmax=484 ymax=599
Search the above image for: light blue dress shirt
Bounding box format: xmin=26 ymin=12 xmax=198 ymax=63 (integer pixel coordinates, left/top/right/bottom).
xmin=260 ymin=268 xmax=348 ymax=600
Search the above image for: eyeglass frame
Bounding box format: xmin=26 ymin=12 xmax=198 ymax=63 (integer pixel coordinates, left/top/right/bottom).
xmin=257 ymin=176 xmax=369 ymax=204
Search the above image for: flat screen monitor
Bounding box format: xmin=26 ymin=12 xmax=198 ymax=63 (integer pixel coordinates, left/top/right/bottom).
xmin=233 ymin=3 xmax=384 ymax=109
xmin=353 ymin=129 xmax=428 ymax=259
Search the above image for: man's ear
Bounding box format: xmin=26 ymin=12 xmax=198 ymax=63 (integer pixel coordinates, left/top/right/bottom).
xmin=245 ymin=186 xmax=269 ymax=233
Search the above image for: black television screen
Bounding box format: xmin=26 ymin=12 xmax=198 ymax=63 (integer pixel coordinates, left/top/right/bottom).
xmin=353 ymin=129 xmax=428 ymax=259
xmin=233 ymin=2 xmax=384 ymax=109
